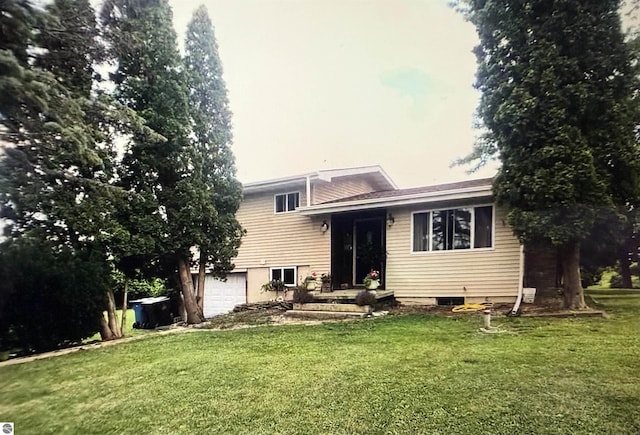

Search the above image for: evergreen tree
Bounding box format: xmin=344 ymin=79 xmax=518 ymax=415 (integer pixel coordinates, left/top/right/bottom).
xmin=0 ymin=0 xmax=126 ymax=348
xmin=184 ymin=5 xmax=244 ymax=311
xmin=102 ymin=0 xmax=205 ymax=323
xmin=461 ymin=0 xmax=640 ymax=307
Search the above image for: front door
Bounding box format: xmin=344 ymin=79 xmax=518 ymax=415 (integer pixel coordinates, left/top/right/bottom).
xmin=353 ymin=218 xmax=384 ymax=287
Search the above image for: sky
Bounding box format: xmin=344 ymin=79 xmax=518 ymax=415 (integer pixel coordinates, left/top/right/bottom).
xmin=169 ymin=0 xmax=498 ymax=188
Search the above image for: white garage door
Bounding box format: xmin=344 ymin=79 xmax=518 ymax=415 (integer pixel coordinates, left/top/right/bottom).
xmin=202 ymin=273 xmax=247 ymax=318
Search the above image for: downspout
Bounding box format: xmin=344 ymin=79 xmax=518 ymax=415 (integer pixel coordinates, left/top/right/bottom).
xmin=306 ymin=175 xmax=311 ymax=207
xmin=510 ymin=244 xmax=525 ymax=315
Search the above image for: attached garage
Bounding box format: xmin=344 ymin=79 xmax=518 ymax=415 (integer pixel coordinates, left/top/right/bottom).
xmin=201 ymin=272 xmax=247 ymax=318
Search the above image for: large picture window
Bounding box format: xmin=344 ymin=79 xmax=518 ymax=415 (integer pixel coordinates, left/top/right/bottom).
xmin=412 ymin=206 xmax=493 ymax=252
xmin=270 ymin=267 xmax=297 ymax=286
xmin=275 ymin=192 xmax=300 ymax=213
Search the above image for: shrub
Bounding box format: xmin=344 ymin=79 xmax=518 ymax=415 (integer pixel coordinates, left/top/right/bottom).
xmin=355 ymin=290 xmax=376 ymax=307
xmin=292 ymin=287 xmax=314 ymax=304
xmin=580 ymin=267 xmax=602 ymax=289
xmin=112 ymin=271 xmax=167 ymax=307
xmin=0 ymin=239 xmax=108 ymax=353
xmin=609 ymin=272 xmax=624 ymax=289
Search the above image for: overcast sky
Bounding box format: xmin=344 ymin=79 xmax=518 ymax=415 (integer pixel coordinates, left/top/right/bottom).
xmin=169 ymin=0 xmax=498 ymax=188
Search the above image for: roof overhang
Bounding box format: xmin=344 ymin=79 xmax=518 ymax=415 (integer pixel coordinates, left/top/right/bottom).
xmin=298 ymin=184 xmax=493 ymax=216
xmin=242 ymin=165 xmax=397 ymax=194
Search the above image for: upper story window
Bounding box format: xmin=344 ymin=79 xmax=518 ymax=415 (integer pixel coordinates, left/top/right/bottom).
xmin=412 ymin=205 xmax=493 ymax=252
xmin=275 ymin=192 xmax=300 ymax=213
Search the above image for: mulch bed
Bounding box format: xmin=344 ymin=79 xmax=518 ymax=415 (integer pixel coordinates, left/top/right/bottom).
xmin=202 ymin=294 xmax=606 ymax=330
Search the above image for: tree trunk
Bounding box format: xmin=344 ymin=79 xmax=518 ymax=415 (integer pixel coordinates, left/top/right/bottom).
xmin=99 ymin=289 xmax=124 ymax=340
xmin=618 ymin=223 xmax=633 ymax=288
xmin=619 ymin=247 xmax=632 ymax=289
xmin=99 ymin=316 xmax=115 ymax=341
xmin=178 ymin=256 xmax=204 ymax=324
xmin=106 ymin=289 xmax=122 ymax=336
xmin=120 ymin=278 xmax=128 ymax=336
xmin=196 ymin=251 xmax=206 ymax=312
xmin=560 ymin=242 xmax=586 ymax=309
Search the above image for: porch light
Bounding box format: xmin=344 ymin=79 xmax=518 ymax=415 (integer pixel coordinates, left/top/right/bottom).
xmin=320 ymin=221 xmax=329 ymax=233
xmin=386 ymin=213 xmax=395 ymax=227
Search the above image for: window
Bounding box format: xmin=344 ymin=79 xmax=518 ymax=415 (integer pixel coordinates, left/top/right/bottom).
xmin=412 ymin=206 xmax=493 ymax=252
xmin=474 ymin=206 xmax=493 ymax=248
xmin=275 ymin=192 xmax=300 ymax=213
xmin=270 ymin=267 xmax=297 ymax=286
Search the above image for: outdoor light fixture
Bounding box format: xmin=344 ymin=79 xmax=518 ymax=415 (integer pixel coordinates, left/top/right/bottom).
xmin=320 ymin=221 xmax=329 ymax=233
xmin=386 ymin=213 xmax=395 ymax=227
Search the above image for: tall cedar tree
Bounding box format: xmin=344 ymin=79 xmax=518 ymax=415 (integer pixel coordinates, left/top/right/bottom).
xmin=464 ymin=0 xmax=640 ymax=307
xmin=0 ymin=0 xmax=123 ymax=349
xmin=101 ymin=0 xmax=205 ymax=323
xmin=184 ymin=6 xmax=244 ymax=311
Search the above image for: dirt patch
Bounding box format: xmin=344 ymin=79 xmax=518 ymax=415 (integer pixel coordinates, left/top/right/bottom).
xmin=197 ymin=302 xmax=356 ymax=330
xmin=385 ymin=293 xmax=605 ymax=318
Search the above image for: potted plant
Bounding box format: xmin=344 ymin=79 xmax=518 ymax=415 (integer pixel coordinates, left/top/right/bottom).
xmin=320 ymin=273 xmax=332 ymax=293
xmin=260 ymin=279 xmax=288 ymax=300
xmin=303 ymin=272 xmax=318 ymax=290
xmin=363 ymin=269 xmax=380 ymax=290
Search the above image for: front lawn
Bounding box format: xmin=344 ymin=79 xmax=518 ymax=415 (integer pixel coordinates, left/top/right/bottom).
xmin=1 ymin=293 xmax=639 ymax=435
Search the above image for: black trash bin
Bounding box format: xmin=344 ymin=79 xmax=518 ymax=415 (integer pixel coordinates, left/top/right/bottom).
xmin=129 ymin=296 xmax=172 ymax=329
xmin=142 ymin=296 xmax=172 ymax=328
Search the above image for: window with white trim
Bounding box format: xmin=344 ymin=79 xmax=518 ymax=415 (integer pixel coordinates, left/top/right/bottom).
xmin=275 ymin=192 xmax=300 ymax=213
xmin=270 ymin=267 xmax=297 ymax=286
xmin=412 ymin=206 xmax=493 ymax=252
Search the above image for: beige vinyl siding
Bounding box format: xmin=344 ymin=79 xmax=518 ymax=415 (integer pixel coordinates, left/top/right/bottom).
xmin=386 ymin=204 xmax=521 ymax=301
xmin=235 ymin=187 xmax=331 ymax=298
xmin=312 ymin=177 xmax=377 ymax=204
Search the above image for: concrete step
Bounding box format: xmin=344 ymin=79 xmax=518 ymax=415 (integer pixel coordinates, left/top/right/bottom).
xmin=284 ymin=310 xmax=369 ymax=319
xmin=293 ymin=303 xmax=372 ymax=313
xmin=311 ymin=289 xmax=394 ymax=301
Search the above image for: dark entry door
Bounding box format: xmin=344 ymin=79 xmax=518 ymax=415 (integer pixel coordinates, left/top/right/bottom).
xmin=353 ymin=218 xmax=384 ymax=286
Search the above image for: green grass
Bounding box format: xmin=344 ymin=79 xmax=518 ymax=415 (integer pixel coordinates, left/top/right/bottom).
xmin=2 ymin=295 xmax=639 ymax=435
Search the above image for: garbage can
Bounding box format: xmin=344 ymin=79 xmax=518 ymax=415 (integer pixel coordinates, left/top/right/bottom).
xmin=140 ymin=296 xmax=172 ymax=329
xmin=129 ymin=299 xmax=149 ymax=329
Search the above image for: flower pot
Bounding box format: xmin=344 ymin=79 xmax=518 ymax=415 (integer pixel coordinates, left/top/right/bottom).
xmin=366 ymin=279 xmax=380 ymax=290
xmin=306 ymin=281 xmax=317 ymax=291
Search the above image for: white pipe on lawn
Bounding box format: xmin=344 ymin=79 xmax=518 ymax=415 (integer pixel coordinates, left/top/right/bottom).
xmin=511 ymin=244 xmax=525 ymax=315
xmin=483 ymin=309 xmax=492 ymax=329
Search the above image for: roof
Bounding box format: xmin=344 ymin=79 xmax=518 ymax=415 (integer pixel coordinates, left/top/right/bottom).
xmin=242 ymin=165 xmax=397 ymax=194
xmin=298 ymin=177 xmax=494 ymax=215
xmin=319 ymin=178 xmax=493 ymax=204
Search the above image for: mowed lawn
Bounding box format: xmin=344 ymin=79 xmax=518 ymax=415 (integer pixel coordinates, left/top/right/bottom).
xmin=1 ymin=293 xmax=639 ymax=435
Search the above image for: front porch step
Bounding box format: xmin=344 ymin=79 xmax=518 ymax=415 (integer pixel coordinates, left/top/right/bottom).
xmin=310 ymin=289 xmax=394 ymax=301
xmin=293 ymin=303 xmax=371 ymax=313
xmin=284 ymin=310 xmax=369 ymax=319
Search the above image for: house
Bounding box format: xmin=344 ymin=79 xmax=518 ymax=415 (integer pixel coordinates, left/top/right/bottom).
xmin=201 ymin=165 xmax=524 ymax=316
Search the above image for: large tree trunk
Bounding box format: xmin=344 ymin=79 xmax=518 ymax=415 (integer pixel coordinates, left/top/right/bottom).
xmin=99 ymin=316 xmax=115 ymax=341
xmin=99 ymin=289 xmax=124 ymax=340
xmin=120 ymin=278 xmax=128 ymax=336
xmin=619 ymin=247 xmax=632 ymax=289
xmin=560 ymin=242 xmax=586 ymax=309
xmin=196 ymin=251 xmax=206 ymax=312
xmin=178 ymin=256 xmax=205 ymax=324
